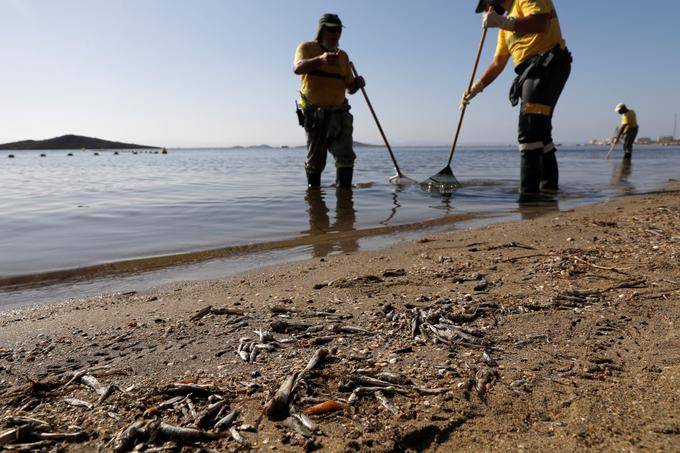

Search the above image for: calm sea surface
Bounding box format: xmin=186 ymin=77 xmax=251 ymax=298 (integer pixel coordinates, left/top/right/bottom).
xmin=1 ymin=145 xmax=678 ymax=308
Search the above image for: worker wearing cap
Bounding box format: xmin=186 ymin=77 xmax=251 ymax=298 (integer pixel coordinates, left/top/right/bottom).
xmin=463 ymin=0 xmax=572 ymax=199
xmin=293 ymin=14 xmax=365 ymax=188
xmin=614 ymin=103 xmax=638 ymax=159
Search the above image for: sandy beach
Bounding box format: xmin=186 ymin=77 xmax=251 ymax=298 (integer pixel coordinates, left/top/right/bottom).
xmin=1 ymin=182 xmax=679 ymax=452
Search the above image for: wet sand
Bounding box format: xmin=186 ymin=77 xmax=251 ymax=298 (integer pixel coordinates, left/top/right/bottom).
xmin=1 ymin=182 xmax=679 ymax=452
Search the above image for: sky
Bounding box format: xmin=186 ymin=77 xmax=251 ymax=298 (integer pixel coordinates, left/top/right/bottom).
xmin=0 ymin=0 xmax=678 ymax=147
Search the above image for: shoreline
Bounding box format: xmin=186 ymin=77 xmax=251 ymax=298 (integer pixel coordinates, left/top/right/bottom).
xmin=1 ymin=182 xmax=678 ymax=451
xmin=0 ymin=211 xmax=478 ymax=292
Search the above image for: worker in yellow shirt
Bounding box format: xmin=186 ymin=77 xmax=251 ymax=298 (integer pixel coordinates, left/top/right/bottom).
xmin=293 ymin=14 xmax=365 ymax=188
xmin=614 ymin=103 xmax=639 ymax=160
xmin=463 ymin=0 xmax=572 ymax=200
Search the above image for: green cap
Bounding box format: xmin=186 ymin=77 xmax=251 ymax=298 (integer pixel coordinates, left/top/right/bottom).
xmin=316 ymin=13 xmax=343 ymax=40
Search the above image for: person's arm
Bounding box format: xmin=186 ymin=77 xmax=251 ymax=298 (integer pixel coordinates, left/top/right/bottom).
xmin=614 ymin=125 xmax=626 ymax=143
xmin=512 ymin=13 xmax=550 ymax=33
xmin=485 ymin=10 xmax=550 ymax=33
xmin=293 ymin=52 xmax=339 ymax=75
xmin=479 ymin=52 xmax=510 ymax=88
xmin=461 ymin=53 xmax=510 ymax=106
xmin=347 ymin=76 xmax=365 ymax=95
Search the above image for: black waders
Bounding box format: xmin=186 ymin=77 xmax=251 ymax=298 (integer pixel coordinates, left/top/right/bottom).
xmin=336 ymin=167 xmax=353 ymax=188
xmin=540 ymin=151 xmax=559 ymax=192
xmin=520 ymin=150 xmax=542 ymax=199
xmin=307 ymin=172 xmax=321 ymax=188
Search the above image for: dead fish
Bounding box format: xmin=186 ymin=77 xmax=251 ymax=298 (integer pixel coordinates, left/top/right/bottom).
xmin=475 ymin=368 xmax=496 ymax=398
xmin=294 ymin=412 xmax=318 ymax=432
xmin=375 ymin=390 xmax=400 ymax=415
xmin=163 ymin=383 xmax=214 ymax=396
xmin=185 ymin=399 xmax=198 ymax=419
xmin=331 ymin=325 xmax=372 ymax=335
xmin=248 ymin=347 xmax=260 ymax=363
xmin=254 ymin=328 xmax=274 ymax=343
xmin=155 ymin=395 xmax=187 ymax=411
xmin=263 ymin=372 xmax=298 ymax=419
xmin=78 ymin=374 xmax=106 ymax=395
xmin=35 ymin=431 xmax=87 ymax=442
xmin=302 ymin=348 xmax=329 ymax=375
xmin=349 ymin=374 xmax=396 ymax=388
xmin=414 ymin=386 xmax=447 ymax=395
xmin=214 ymin=409 xmax=240 ymax=431
xmin=0 ymin=427 xmax=21 ymax=447
xmin=96 ymin=384 xmax=120 ymax=405
xmin=284 ymin=416 xmax=314 ymax=438
xmin=270 ymin=306 xmax=296 ymax=314
xmin=211 ymin=307 xmax=244 ymax=316
xmin=230 ymin=427 xmax=250 ymax=448
xmin=148 ymin=422 xmax=222 ymax=444
xmin=63 ymin=398 xmax=94 ymax=410
xmin=305 ymin=325 xmax=325 ymax=334
xmin=196 ymin=399 xmax=229 ymax=429
xmin=113 ymin=420 xmax=147 ymax=452
xmin=2 ymin=416 xmax=51 ymax=431
xmin=190 ymin=305 xmax=212 ymax=321
xmin=347 ymin=390 xmax=359 ymax=406
xmin=376 ymin=372 xmax=412 ymax=385
xmin=482 ymin=351 xmax=498 ymax=367
xmin=270 ymin=319 xmax=312 ymax=333
xmin=353 ymin=386 xmax=411 ymax=396
xmin=303 ymin=400 xmax=347 ymax=416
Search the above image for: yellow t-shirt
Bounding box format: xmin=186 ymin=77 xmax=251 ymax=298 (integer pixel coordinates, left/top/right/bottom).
xmin=621 ymin=110 xmax=638 ymax=128
xmin=294 ymin=41 xmax=354 ymax=108
xmin=495 ymin=0 xmax=566 ymax=66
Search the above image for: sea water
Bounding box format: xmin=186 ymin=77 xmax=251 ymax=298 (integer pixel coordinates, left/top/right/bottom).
xmin=1 ymin=145 xmax=678 ymax=308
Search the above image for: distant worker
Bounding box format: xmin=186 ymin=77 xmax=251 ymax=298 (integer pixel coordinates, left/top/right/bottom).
xmin=463 ymin=0 xmax=572 ymax=199
xmin=614 ymin=103 xmax=638 ymax=160
xmin=293 ymin=13 xmax=365 ymax=188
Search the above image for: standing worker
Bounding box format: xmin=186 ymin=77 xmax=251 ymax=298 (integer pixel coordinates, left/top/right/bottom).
xmin=614 ymin=103 xmax=638 ymax=160
xmin=462 ymin=0 xmax=572 ymax=199
xmin=293 ymin=13 xmax=366 ymax=188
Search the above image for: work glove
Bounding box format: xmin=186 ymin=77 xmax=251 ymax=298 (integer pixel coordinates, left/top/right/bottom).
xmin=460 ymin=80 xmax=485 ymax=108
xmin=483 ymin=10 xmax=516 ymax=30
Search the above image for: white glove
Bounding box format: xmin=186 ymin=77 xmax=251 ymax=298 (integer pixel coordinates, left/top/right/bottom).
xmin=461 ymin=80 xmax=485 ymax=108
xmin=483 ymin=10 xmax=516 ymax=30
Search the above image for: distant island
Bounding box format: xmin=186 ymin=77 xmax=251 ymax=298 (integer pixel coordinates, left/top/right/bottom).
xmin=0 ymin=134 xmax=158 ymax=150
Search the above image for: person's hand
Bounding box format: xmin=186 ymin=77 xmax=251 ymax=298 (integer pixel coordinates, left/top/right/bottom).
xmin=354 ymin=76 xmax=365 ymax=90
xmin=460 ymin=80 xmax=485 ymax=108
xmin=319 ymin=52 xmax=339 ymax=65
xmin=483 ymin=10 xmax=516 ymax=30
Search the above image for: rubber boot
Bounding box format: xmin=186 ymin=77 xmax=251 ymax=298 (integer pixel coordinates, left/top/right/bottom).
xmin=306 ymin=172 xmax=321 ymax=188
xmin=540 ymin=151 xmax=559 ymax=192
xmin=336 ymin=167 xmax=353 ymax=188
xmin=519 ymin=150 xmax=541 ymax=202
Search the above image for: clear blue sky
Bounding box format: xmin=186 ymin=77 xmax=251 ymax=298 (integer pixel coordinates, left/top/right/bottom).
xmin=0 ymin=0 xmax=677 ymax=147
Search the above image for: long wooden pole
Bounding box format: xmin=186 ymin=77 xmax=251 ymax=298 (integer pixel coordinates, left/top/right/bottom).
xmin=445 ymin=23 xmax=489 ymax=167
xmin=349 ymin=61 xmax=404 ymax=178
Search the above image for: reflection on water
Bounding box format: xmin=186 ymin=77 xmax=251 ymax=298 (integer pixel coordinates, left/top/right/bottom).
xmin=1 ymin=146 xmax=679 ymax=305
xmin=305 ymin=188 xmax=358 ymax=257
xmin=381 ymin=192 xmax=401 ymax=225
xmin=611 ymin=160 xmax=634 ymax=193
xmin=517 ymin=198 xmax=561 ymax=220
